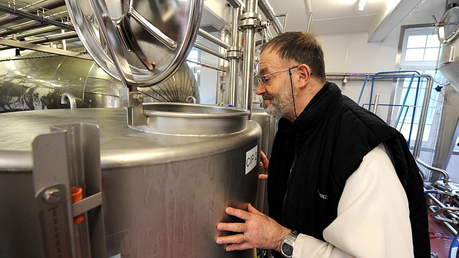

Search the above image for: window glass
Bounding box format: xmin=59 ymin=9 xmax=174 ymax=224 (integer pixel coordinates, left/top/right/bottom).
xmin=405 ymin=49 xmax=424 ymax=61
xmin=426 ymin=35 xmax=440 ymax=47
xmin=424 ymin=48 xmax=439 ymax=61
xmin=407 ymin=35 xmax=426 ymax=48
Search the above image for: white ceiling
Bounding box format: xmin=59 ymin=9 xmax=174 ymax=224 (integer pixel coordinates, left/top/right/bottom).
xmin=261 ymin=0 xmax=448 ymax=41
xmin=0 ymin=0 xmax=449 ymax=57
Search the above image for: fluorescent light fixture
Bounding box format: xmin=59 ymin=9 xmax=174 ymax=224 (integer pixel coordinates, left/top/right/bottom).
xmin=358 ymin=0 xmax=366 ymax=11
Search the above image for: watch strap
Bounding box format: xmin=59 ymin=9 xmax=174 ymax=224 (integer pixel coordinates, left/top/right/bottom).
xmin=280 ymin=230 xmax=299 ymax=258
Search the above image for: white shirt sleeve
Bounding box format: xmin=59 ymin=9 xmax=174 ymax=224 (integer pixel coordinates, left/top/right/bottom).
xmin=292 ymin=144 xmax=414 ymax=258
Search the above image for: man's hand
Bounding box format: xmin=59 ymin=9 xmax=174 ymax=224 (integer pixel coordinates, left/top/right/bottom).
xmin=259 ymin=151 xmax=269 ymax=180
xmin=216 ymin=203 xmax=290 ymax=252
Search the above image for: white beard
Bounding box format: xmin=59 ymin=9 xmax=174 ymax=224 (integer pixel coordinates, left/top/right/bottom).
xmin=262 ymin=82 xmax=295 ymax=117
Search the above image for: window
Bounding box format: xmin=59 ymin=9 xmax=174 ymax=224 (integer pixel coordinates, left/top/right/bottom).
xmin=398 ymin=26 xmax=446 ymax=152
xmin=404 ymin=34 xmax=439 ymax=61
xmin=401 ymin=28 xmax=441 ymax=65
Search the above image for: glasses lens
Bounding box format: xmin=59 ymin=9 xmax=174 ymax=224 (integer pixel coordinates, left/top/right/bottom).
xmin=255 ymin=75 xmax=265 ymax=84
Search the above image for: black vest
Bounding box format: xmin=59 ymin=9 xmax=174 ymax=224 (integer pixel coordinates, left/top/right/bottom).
xmin=268 ymin=82 xmax=430 ymax=257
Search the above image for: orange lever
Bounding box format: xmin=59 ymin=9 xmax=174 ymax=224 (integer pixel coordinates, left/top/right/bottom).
xmin=71 ymin=186 xmax=84 ymax=224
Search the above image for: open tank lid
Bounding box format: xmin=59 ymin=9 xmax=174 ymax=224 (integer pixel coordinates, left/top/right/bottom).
xmin=438 ymin=6 xmax=459 ymax=44
xmin=64 ymin=0 xmax=203 ymax=87
xmin=438 ymin=7 xmax=459 ymax=93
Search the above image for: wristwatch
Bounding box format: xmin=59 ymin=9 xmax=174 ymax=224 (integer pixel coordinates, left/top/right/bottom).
xmin=280 ymin=230 xmax=299 ymax=258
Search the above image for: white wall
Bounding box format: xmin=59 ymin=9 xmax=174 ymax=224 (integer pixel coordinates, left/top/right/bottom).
xmin=198 ymin=51 xmax=219 ymax=104
xmin=316 ymin=0 xmax=445 ymax=80
xmin=318 ymin=32 xmax=399 ymax=75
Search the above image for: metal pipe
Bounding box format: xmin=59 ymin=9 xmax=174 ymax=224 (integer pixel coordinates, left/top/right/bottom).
xmin=427 ymin=198 xmax=458 ymax=235
xmin=0 ymin=37 xmax=91 ymax=59
xmin=226 ymin=0 xmax=245 ymax=9
xmin=258 ymin=0 xmax=284 ymax=35
xmin=372 ymin=94 xmax=379 ymax=114
xmin=186 ymin=96 xmax=197 ymax=104
xmin=306 ymin=12 xmax=313 ymax=33
xmin=229 ymin=7 xmax=242 ymax=106
xmin=241 ymin=0 xmax=259 ymax=119
xmin=0 ymin=10 xmax=70 ymax=38
xmin=198 ymin=28 xmax=231 ymax=49
xmin=194 ymin=42 xmax=227 ymax=60
xmin=185 ymin=59 xmax=226 ymax=72
xmin=216 ymin=25 xmax=230 ymax=104
xmin=0 ymin=0 xmax=66 ymax=26
xmin=412 ymin=74 xmax=433 ymax=159
xmin=6 ymin=26 xmax=61 ymax=39
xmin=61 ymin=92 xmax=77 ymax=109
xmin=10 ymin=31 xmax=77 ymax=45
xmin=417 ymin=158 xmax=450 ymax=185
xmin=0 ymin=4 xmax=73 ymax=30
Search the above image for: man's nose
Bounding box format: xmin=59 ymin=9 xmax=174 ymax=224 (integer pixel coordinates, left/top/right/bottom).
xmin=255 ymin=82 xmax=265 ymax=95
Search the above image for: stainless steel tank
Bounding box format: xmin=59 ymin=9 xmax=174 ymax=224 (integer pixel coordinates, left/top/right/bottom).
xmin=433 ymin=6 xmax=459 ymax=173
xmin=0 ymin=56 xmax=201 ymax=112
xmin=439 ymin=6 xmax=459 ymax=94
xmin=0 ymin=56 xmax=124 ymax=112
xmin=0 ymin=105 xmax=261 ymax=258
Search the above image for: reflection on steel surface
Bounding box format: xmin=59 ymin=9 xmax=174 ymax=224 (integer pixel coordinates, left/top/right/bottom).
xmin=0 ymin=56 xmax=200 ymax=112
xmin=138 ymin=62 xmax=200 ymax=103
xmin=0 ymin=56 xmax=123 ymax=112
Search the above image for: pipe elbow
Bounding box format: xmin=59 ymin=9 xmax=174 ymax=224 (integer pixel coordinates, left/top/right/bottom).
xmin=61 ymin=92 xmax=77 ymax=109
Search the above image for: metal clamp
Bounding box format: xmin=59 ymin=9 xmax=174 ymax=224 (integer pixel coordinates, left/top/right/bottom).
xmin=239 ymin=12 xmax=261 ymax=30
xmin=227 ymin=46 xmax=243 ymax=59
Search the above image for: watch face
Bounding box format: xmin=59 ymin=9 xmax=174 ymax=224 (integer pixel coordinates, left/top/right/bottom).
xmin=282 ymin=243 xmax=293 ymax=256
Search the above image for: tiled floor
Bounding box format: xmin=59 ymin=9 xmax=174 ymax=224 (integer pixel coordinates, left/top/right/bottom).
xmin=428 ymin=204 xmax=456 ymax=258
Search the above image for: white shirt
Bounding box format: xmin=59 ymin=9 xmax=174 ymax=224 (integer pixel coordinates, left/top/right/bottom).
xmin=292 ymin=144 xmax=414 ymax=258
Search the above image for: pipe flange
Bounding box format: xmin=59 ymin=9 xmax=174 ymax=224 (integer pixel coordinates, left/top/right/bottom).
xmin=227 ymin=46 xmax=243 ymax=59
xmin=239 ymin=12 xmax=261 ymax=29
xmin=240 ymin=12 xmax=261 ymax=21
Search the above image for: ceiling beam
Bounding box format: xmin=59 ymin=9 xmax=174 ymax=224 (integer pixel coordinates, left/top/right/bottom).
xmin=0 ymin=4 xmax=73 ymax=31
xmin=0 ymin=37 xmax=92 ymax=60
xmin=368 ymin=0 xmax=424 ymax=42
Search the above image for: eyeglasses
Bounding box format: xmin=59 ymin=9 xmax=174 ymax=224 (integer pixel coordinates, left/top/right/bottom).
xmin=255 ymin=65 xmax=299 ymax=84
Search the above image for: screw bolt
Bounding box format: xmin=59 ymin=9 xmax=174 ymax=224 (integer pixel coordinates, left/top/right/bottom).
xmin=43 ymin=188 xmax=62 ymax=203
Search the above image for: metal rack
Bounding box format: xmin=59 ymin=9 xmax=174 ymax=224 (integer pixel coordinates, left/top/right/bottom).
xmin=357 ymin=70 xmax=424 ymax=146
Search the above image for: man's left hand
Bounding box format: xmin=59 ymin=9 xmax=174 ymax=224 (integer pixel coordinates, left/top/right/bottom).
xmin=216 ymin=203 xmax=290 ymax=252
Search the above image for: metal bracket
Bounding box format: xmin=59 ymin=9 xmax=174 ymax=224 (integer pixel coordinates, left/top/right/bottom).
xmin=127 ymin=91 xmax=149 ymax=126
xmin=32 ymin=123 xmax=106 ymax=258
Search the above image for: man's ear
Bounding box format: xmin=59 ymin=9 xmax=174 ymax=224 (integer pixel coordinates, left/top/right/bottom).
xmin=297 ymin=64 xmax=312 ymax=88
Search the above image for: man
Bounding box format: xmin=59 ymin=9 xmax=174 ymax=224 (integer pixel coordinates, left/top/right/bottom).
xmin=216 ymin=31 xmax=430 ymax=257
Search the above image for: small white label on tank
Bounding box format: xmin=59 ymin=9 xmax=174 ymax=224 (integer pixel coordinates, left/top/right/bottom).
xmin=245 ymin=145 xmax=258 ymax=175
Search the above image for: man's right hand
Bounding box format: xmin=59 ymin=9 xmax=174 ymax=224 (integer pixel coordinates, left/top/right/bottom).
xmin=259 ymin=151 xmax=269 ymax=180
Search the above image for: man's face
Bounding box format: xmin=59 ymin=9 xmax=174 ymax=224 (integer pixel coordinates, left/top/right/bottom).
xmin=255 ymin=49 xmax=295 ymax=117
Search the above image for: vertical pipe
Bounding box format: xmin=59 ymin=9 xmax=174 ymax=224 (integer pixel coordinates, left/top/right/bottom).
xmin=372 ymin=95 xmax=379 ymax=114
xmin=217 ymin=26 xmax=230 ymax=104
xmin=241 ymin=0 xmax=259 ymax=119
xmin=61 ymin=28 xmax=67 ymax=50
xmin=230 ymin=7 xmax=242 ymax=106
xmin=413 ymin=74 xmax=433 ymax=160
